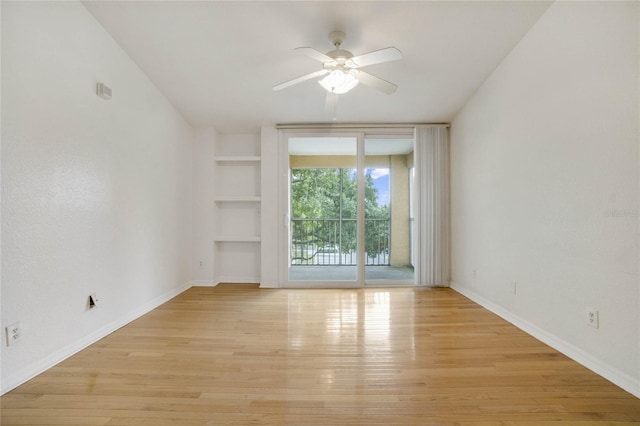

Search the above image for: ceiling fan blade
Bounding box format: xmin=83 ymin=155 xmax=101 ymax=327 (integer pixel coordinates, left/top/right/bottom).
xmin=295 ymin=47 xmax=335 ymax=64
xmin=350 ymin=47 xmax=402 ymax=68
xmin=357 ymin=71 xmax=398 ymax=94
xmin=272 ymin=69 xmax=329 ymax=91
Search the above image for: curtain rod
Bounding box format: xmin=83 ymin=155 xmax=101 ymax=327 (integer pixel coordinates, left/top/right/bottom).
xmin=276 ymin=123 xmax=450 ymax=130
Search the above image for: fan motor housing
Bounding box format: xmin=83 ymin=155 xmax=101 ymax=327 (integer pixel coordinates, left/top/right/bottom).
xmin=327 ymin=49 xmax=353 ymax=62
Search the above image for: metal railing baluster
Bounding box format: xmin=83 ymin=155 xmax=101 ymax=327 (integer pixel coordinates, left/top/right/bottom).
xmin=290 ymin=218 xmax=390 ymax=266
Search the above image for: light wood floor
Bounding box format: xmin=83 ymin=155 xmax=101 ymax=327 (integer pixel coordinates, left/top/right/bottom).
xmin=2 ymin=284 xmax=640 ymax=425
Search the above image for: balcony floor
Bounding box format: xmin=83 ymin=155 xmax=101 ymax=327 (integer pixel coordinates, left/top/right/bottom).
xmin=288 ymin=265 xmax=415 ymax=282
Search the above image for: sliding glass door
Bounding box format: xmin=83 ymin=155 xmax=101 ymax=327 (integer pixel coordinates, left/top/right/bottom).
xmin=284 ymin=132 xmax=415 ymax=287
xmin=364 ymin=137 xmax=415 ymax=283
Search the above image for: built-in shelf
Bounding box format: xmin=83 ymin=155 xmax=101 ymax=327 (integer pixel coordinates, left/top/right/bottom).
xmin=214 ymin=196 xmax=261 ymax=202
xmin=214 ymin=156 xmax=261 ymax=163
xmin=215 ymin=236 xmax=261 ymax=242
xmin=213 ymin=134 xmax=262 ymax=285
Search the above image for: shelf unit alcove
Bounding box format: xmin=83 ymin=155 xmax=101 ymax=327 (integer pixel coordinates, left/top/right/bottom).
xmin=213 ymin=134 xmax=261 ymax=284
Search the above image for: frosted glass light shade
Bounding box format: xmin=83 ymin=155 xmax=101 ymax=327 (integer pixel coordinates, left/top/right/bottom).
xmin=319 ymin=69 xmax=359 ymax=94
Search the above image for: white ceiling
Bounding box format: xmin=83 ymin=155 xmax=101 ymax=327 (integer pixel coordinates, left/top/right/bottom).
xmin=83 ymin=1 xmax=552 ymax=134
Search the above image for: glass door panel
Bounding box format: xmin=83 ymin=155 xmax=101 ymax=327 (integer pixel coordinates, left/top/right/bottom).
xmin=364 ymin=138 xmax=415 ymax=283
xmin=288 ymin=136 xmax=358 ymax=282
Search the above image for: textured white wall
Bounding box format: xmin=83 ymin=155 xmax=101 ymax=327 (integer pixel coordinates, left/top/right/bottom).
xmin=192 ymin=127 xmax=217 ymax=284
xmin=260 ymin=127 xmax=279 ymax=288
xmin=451 ymin=1 xmax=639 ymax=394
xmin=1 ymin=2 xmax=194 ymax=392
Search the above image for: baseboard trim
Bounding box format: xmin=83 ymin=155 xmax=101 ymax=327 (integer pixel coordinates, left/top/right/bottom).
xmin=450 ymin=281 xmax=640 ymax=399
xmin=215 ymin=276 xmax=260 ymax=285
xmin=190 ymin=280 xmax=217 ymax=287
xmin=1 ymin=281 xmax=193 ymax=395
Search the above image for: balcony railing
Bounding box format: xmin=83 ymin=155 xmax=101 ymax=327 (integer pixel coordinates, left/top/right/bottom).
xmin=291 ymin=218 xmax=390 ymax=266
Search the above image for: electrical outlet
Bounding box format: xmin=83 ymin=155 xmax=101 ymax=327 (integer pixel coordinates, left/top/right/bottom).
xmin=6 ymin=322 xmax=22 ymax=346
xmin=88 ymin=294 xmax=99 ymax=309
xmin=199 ymin=260 xmax=204 ymax=268
xmin=513 ymin=282 xmax=517 ymax=295
xmin=472 ymin=269 xmax=477 ymax=279
xmin=587 ymin=309 xmax=599 ymax=329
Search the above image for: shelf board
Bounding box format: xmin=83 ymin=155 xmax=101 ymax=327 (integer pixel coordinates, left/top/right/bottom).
xmin=214 ymin=156 xmax=261 ymax=163
xmin=215 ymin=236 xmax=261 ymax=242
xmin=214 ymin=196 xmax=261 ymax=202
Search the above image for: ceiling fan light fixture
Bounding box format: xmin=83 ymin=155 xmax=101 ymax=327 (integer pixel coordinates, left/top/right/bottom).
xmin=319 ymin=69 xmax=359 ymax=94
xmin=273 ymin=32 xmax=401 ymax=94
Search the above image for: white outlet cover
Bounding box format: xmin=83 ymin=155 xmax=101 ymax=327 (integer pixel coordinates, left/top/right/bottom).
xmin=6 ymin=322 xmax=21 ymax=347
xmin=587 ymin=310 xmax=599 ymax=329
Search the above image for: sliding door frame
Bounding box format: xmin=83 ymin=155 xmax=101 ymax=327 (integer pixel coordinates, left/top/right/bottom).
xmin=278 ymin=126 xmax=417 ymax=288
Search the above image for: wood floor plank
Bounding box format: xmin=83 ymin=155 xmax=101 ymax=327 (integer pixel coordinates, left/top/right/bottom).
xmin=2 ymin=284 xmax=640 ymax=424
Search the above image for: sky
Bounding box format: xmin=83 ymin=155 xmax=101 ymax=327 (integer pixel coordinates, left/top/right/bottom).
xmin=368 ymin=168 xmax=390 ymax=206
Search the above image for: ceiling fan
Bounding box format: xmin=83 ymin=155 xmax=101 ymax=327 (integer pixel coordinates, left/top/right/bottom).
xmin=272 ymin=31 xmax=402 ymax=95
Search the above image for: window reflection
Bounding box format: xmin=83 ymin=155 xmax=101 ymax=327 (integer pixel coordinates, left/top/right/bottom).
xmin=286 ymin=289 xmax=416 ymax=390
xmin=364 ymin=291 xmax=391 ymax=350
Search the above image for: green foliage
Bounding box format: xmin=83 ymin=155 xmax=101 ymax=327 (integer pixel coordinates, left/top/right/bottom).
xmin=291 ymin=168 xmax=389 ymax=258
